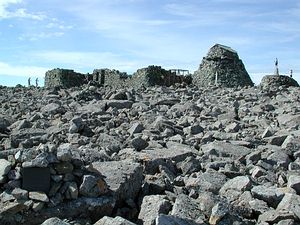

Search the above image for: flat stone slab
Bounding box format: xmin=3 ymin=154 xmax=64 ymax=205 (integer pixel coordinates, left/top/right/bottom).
xmin=201 ymin=141 xmax=252 ymax=159
xmin=91 ymin=160 xmax=143 ymax=204
xmin=156 ymin=214 xmax=203 ymax=225
xmin=138 ymin=195 xmax=171 ymax=225
xmin=94 ymin=216 xmax=137 ymax=225
xmin=119 ymin=142 xmax=196 ymax=174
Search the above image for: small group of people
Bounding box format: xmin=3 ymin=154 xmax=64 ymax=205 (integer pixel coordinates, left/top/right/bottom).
xmin=274 ymin=58 xmax=294 ymax=78
xmin=28 ymin=77 xmax=39 ymax=87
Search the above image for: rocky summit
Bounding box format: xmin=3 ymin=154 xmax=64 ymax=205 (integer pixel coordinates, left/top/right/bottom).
xmin=0 ymin=77 xmax=300 ymax=225
xmin=193 ymin=44 xmax=254 ymax=88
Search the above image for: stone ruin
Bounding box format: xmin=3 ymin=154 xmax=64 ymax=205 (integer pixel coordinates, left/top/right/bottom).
xmin=0 ymin=143 xmax=121 ymax=224
xmin=44 ymin=45 xmax=300 ymax=90
xmin=44 ymin=66 xmax=191 ymax=89
xmin=193 ymin=44 xmax=254 ymax=87
xmin=44 ymin=68 xmax=87 ymax=88
xmin=128 ymin=65 xmax=191 ymax=89
xmin=92 ymin=69 xmax=128 ymax=88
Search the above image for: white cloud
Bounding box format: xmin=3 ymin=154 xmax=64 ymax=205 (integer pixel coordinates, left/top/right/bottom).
xmin=0 ymin=61 xmax=47 ymax=77
xmin=19 ymin=31 xmax=64 ymax=41
xmin=0 ymin=0 xmax=45 ymax=20
xmin=31 ymin=51 xmax=142 ymax=73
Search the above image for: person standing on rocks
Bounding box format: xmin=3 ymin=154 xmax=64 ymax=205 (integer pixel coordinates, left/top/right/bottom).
xmin=290 ymin=69 xmax=293 ymax=78
xmin=35 ymin=78 xmax=39 ymax=87
xmin=28 ymin=77 xmax=31 ymax=87
xmin=274 ymin=58 xmax=279 ymax=75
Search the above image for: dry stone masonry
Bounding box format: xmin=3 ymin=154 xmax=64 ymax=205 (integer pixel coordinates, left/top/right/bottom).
xmin=45 ymin=68 xmax=87 ymax=88
xmin=193 ymin=44 xmax=254 ymax=87
xmin=44 ymin=66 xmax=191 ymax=89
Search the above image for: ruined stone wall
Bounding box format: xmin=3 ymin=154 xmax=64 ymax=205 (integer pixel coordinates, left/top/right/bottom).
xmin=0 ymin=144 xmax=113 ymax=224
xmin=92 ymin=69 xmax=128 ymax=88
xmin=128 ymin=65 xmax=190 ymax=89
xmin=45 ymin=69 xmax=86 ymax=88
xmin=193 ymin=44 xmax=254 ymax=88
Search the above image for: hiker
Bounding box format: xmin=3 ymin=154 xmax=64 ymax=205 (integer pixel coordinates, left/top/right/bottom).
xmin=28 ymin=77 xmax=31 ymax=87
xmin=35 ymin=78 xmax=39 ymax=87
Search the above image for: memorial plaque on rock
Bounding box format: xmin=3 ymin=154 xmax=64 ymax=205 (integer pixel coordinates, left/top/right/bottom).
xmin=22 ymin=167 xmax=50 ymax=194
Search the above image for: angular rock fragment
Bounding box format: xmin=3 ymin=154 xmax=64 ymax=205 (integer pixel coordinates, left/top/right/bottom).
xmin=138 ymin=195 xmax=172 ymax=225
xmin=251 ymin=185 xmax=284 ymax=208
xmin=91 ymin=160 xmax=143 ymax=204
xmin=94 ymin=216 xmax=136 ymax=225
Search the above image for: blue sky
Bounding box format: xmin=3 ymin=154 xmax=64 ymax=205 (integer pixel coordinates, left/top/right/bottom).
xmin=0 ymin=0 xmax=300 ymax=86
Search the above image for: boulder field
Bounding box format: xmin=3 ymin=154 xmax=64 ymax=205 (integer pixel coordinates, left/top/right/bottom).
xmin=0 ymin=83 xmax=299 ymax=225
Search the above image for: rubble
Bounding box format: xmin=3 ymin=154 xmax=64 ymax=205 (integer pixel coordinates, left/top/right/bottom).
xmin=0 ymin=72 xmax=299 ymax=225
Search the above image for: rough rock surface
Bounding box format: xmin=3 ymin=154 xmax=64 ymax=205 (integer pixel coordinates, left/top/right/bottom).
xmin=0 ymin=80 xmax=299 ymax=225
xmin=260 ymin=75 xmax=299 ymax=90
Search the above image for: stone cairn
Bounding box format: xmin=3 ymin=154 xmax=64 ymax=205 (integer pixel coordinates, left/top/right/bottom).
xmin=260 ymin=59 xmax=299 ymax=90
xmin=193 ymin=44 xmax=254 ymax=87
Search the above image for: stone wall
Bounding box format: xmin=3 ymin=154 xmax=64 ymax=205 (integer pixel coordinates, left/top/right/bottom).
xmin=92 ymin=69 xmax=128 ymax=88
xmin=193 ymin=44 xmax=254 ymax=88
xmin=128 ymin=65 xmax=191 ymax=89
xmin=0 ymin=144 xmax=114 ymax=224
xmin=45 ymin=69 xmax=86 ymax=88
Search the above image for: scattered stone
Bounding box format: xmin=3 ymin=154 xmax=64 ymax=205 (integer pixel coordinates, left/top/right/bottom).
xmin=287 ymin=175 xmax=300 ymax=194
xmin=94 ymin=216 xmax=136 ymax=225
xmin=91 ymin=160 xmax=143 ymax=204
xmin=29 ymin=191 xmax=49 ymax=202
xmin=79 ymin=175 xmax=108 ymax=197
xmin=209 ymin=202 xmax=229 ymax=225
xmin=185 ymin=171 xmax=227 ymax=194
xmin=156 ymin=214 xmax=202 ymax=225
xmin=171 ymin=194 xmax=205 ymax=222
xmin=138 ymin=195 xmax=172 ymax=225
xmin=0 ymin=71 xmax=299 ymax=225
xmin=251 ymin=185 xmax=284 ymax=208
xmin=0 ymin=159 xmax=11 ymax=183
xmin=57 ymin=143 xmax=74 ymax=161
xmin=41 ymin=217 xmax=71 ymax=225
xmin=11 ymin=188 xmax=28 ymax=200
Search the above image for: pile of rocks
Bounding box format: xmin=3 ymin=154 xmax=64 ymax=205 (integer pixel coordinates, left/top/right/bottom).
xmin=0 ymin=83 xmax=300 ymax=225
xmin=193 ymin=44 xmax=254 ymax=88
xmin=260 ymin=75 xmax=299 ymax=90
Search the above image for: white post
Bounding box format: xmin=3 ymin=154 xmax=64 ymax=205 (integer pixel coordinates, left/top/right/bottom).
xmin=215 ymin=71 xmax=218 ymax=86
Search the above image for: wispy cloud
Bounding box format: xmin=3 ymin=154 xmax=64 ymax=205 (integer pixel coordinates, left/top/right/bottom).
xmin=31 ymin=51 xmax=141 ymax=73
xmin=0 ymin=0 xmax=45 ymax=20
xmin=0 ymin=61 xmax=47 ymax=77
xmin=19 ymin=31 xmax=64 ymax=41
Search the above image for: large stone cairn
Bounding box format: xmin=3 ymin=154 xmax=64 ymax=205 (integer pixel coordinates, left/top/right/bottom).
xmin=193 ymin=44 xmax=254 ymax=87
